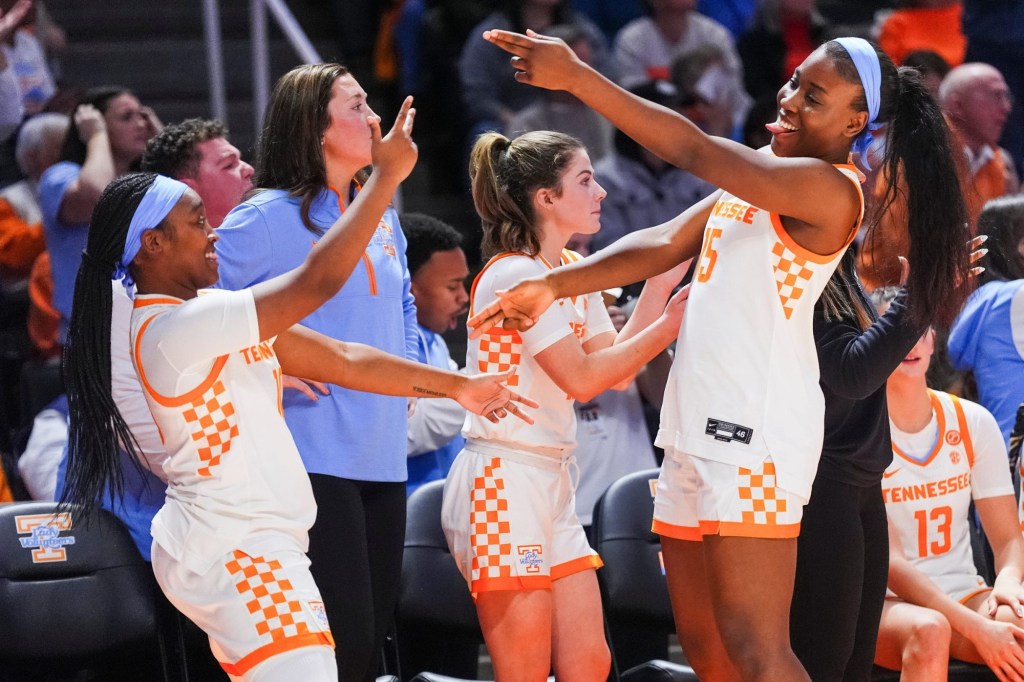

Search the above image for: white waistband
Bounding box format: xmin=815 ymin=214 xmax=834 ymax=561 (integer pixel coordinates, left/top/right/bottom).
xmin=465 ymin=439 xmax=580 ymax=493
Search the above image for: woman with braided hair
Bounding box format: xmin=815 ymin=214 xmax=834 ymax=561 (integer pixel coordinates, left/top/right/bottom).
xmin=60 ymin=101 xmax=535 ymax=681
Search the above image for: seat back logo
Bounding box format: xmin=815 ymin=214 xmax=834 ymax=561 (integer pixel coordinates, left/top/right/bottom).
xmin=15 ymin=513 xmax=75 ymax=563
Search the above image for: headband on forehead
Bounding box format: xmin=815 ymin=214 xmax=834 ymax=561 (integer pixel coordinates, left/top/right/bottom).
xmin=114 ymin=174 xmax=189 ymax=288
xmin=833 ymin=37 xmax=882 ymax=169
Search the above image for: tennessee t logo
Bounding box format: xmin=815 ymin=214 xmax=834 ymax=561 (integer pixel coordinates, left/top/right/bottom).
xmin=15 ymin=513 xmax=75 ymax=563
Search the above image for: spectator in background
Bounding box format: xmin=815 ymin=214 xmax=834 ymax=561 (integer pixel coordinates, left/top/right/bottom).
xmin=612 ymin=0 xmax=742 ymax=95
xmin=403 ymin=212 xmax=469 ymax=496
xmin=902 ymin=49 xmax=950 ymax=99
xmin=0 ymin=112 xmax=64 ymax=280
xmin=670 ymin=42 xmax=749 ymax=137
xmin=874 ymin=0 xmax=965 ymax=67
xmin=949 ymin=196 xmax=1024 ymax=446
xmin=0 ymin=0 xmax=54 ymax=118
xmin=738 ymin=0 xmax=829 ymax=103
xmin=591 ymin=79 xmax=715 ymax=254
xmin=38 ymin=86 xmax=161 ymax=346
xmin=140 ymin=118 xmax=253 ymax=228
xmin=0 ymin=0 xmax=33 ymax=143
xmin=459 ymin=0 xmax=611 ymax=139
xmin=508 ymin=23 xmax=614 ymax=161
xmin=963 ymin=0 xmax=1024 ymax=178
xmin=939 ymin=63 xmax=1017 ymax=229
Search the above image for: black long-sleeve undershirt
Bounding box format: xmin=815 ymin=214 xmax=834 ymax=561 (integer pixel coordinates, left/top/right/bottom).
xmin=814 ymin=283 xmax=926 ymax=486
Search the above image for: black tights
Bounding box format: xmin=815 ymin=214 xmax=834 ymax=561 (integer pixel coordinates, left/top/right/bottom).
xmin=791 ymin=476 xmax=889 ymax=682
xmin=306 ymin=475 xmax=407 ymax=682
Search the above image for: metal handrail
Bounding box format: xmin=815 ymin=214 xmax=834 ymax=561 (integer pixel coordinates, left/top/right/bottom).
xmin=201 ymin=0 xmax=323 ymax=130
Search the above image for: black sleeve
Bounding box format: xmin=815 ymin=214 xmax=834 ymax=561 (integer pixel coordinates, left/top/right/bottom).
xmin=814 ymin=289 xmax=924 ymax=400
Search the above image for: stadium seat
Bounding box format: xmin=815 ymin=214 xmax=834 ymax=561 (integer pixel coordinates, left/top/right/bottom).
xmin=591 ymin=468 xmax=697 ymax=680
xmin=0 ymin=500 xmax=182 ymax=681
xmin=396 ymin=480 xmax=483 ymax=679
xmin=620 ymin=659 xmax=699 ymax=682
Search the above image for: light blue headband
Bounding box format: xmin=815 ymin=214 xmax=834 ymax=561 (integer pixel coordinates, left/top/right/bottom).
xmin=114 ymin=175 xmax=188 ymax=288
xmin=834 ymin=37 xmax=882 ymax=169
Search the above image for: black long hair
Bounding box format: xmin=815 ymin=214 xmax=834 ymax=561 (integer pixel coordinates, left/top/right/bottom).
xmin=977 ymin=195 xmax=1024 ymax=284
xmin=58 ymin=86 xmax=134 ymax=166
xmin=60 ymin=173 xmax=158 ymax=510
xmin=826 ymin=41 xmax=970 ymax=328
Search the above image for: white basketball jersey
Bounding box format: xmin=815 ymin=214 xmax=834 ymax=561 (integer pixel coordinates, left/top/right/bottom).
xmin=464 ymin=250 xmax=615 ymax=455
xmin=656 ymin=164 xmax=863 ymax=498
xmin=130 ymin=290 xmax=317 ymax=575
xmin=884 ymin=391 xmax=1012 ymax=595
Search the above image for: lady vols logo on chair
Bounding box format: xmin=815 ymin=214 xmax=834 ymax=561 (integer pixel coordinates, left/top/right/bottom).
xmin=15 ymin=513 xmax=75 ymax=563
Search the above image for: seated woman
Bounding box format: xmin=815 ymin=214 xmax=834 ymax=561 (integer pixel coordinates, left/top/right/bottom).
xmin=874 ymin=285 xmax=1024 ymax=680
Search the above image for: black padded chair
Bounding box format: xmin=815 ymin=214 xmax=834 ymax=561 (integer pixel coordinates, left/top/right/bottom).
xmin=0 ymin=500 xmax=180 ymax=681
xmin=397 ymin=480 xmax=483 ymax=680
xmin=592 ymin=469 xmax=697 ymax=681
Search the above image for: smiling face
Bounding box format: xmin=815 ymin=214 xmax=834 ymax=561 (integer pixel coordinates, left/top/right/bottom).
xmin=159 ymin=188 xmax=220 ymax=293
xmin=767 ymin=46 xmax=869 ymax=163
xmin=322 ymin=74 xmax=376 ymax=176
xmin=538 ymin=148 xmax=606 ymax=238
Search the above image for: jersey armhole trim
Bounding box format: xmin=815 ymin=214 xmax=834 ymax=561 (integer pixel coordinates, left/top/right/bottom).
xmin=133 ymin=313 xmax=230 ymax=408
xmin=768 ymin=166 xmax=865 ymax=264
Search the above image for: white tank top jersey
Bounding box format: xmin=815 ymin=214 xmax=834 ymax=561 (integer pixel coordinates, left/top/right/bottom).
xmin=130 ymin=289 xmax=317 ymax=575
xmin=464 ymin=250 xmax=616 ymax=456
xmin=885 ymin=391 xmax=1012 ymax=591
xmin=655 ymin=162 xmax=863 ymax=499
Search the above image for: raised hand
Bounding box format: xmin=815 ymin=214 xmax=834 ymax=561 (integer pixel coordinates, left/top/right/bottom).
xmin=74 ymin=104 xmax=106 ymax=143
xmin=482 ymin=29 xmax=586 ymax=92
xmin=140 ymin=105 xmax=163 ymax=137
xmin=467 ymin=275 xmax=556 ymax=338
xmin=969 ymin=234 xmax=988 ymax=279
xmin=0 ymin=0 xmax=31 ymax=44
xmin=457 ymin=370 xmax=539 ymax=424
xmin=370 ymin=95 xmax=417 ymax=185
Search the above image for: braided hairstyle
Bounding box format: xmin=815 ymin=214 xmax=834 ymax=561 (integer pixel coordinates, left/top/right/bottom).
xmin=61 ymin=173 xmax=158 ymax=510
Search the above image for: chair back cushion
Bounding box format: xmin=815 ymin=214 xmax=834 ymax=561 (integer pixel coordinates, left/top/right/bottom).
xmin=0 ymin=501 xmax=157 ymax=659
xmin=593 ymin=469 xmax=673 ymax=627
xmin=398 ymin=481 xmax=481 ymax=635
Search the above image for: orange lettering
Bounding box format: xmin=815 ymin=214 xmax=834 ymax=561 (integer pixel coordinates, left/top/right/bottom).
xmin=742 ymin=207 xmax=758 ymax=224
xmin=241 ymin=348 xmax=253 ymax=364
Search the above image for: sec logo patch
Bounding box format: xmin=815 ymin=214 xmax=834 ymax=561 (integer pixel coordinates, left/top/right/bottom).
xmin=946 ymin=430 xmax=962 ymax=446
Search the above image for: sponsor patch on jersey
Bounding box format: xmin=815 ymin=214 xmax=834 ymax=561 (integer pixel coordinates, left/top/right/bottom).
xmin=705 ymin=418 xmax=753 ymax=444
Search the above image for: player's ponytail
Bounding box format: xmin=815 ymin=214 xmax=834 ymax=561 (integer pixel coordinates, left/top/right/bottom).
xmin=826 ymin=41 xmax=970 ymax=328
xmin=61 ymin=173 xmax=157 ymax=511
xmin=874 ymin=63 xmax=969 ymax=326
xmin=469 ymin=130 xmax=584 ymax=259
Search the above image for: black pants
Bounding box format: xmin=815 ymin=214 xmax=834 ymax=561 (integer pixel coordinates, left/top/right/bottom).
xmin=791 ymin=476 xmax=888 ymax=682
xmin=307 ymin=475 xmax=407 ymax=682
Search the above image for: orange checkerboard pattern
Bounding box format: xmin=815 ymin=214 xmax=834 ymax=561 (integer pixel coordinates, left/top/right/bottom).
xmin=771 ymin=241 xmax=815 ymax=320
xmin=737 ymin=460 xmax=787 ymax=526
xmin=225 ymin=550 xmax=314 ymax=644
xmin=470 ymin=457 xmax=513 ymax=586
xmin=182 ymin=380 xmax=239 ymax=477
xmin=477 ymin=331 xmax=522 ymax=387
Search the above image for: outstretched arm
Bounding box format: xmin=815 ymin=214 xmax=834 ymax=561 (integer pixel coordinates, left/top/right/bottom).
xmin=483 ymin=29 xmax=861 ymax=239
xmin=250 ymin=98 xmax=417 ymax=341
xmin=275 ymin=325 xmax=537 ymax=423
xmin=470 ymin=191 xmax=715 ymax=335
